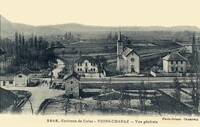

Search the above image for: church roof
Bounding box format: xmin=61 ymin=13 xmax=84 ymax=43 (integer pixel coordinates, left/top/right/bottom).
xmin=162 ymin=52 xmax=187 ymax=61
xmin=63 ymin=71 xmax=80 ymax=80
xmin=122 ymin=47 xmax=140 ymax=57
xmin=75 ymin=56 xmax=97 ymax=63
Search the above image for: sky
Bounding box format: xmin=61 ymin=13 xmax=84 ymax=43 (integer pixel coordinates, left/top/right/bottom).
xmin=0 ymin=0 xmax=200 ymax=27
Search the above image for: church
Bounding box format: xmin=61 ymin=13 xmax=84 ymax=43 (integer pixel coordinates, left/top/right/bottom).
xmin=116 ymin=32 xmax=140 ymax=74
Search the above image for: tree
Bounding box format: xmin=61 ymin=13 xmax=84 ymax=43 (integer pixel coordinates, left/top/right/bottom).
xmin=104 ymin=46 xmax=109 ymax=53
xmin=127 ymin=40 xmax=131 ymax=45
xmin=64 ymin=98 xmax=71 ymax=115
xmin=96 ymin=55 xmax=108 ymax=75
xmin=113 ymin=32 xmax=118 ymax=41
xmin=34 ymin=36 xmax=38 ymax=50
xmin=15 ymin=32 xmax=18 ymax=55
xmin=138 ymin=81 xmax=147 ymax=113
xmin=107 ymin=32 xmax=112 ymax=40
xmin=172 ymin=77 xmax=181 ymax=101
xmin=190 ymin=46 xmax=200 ymax=113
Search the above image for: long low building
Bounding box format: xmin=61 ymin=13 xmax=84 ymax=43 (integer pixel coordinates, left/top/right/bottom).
xmin=0 ymin=76 xmax=14 ymax=87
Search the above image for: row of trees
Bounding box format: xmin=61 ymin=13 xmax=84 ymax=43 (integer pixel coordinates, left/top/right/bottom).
xmin=63 ymin=32 xmax=80 ymax=43
xmin=14 ymin=32 xmax=56 ymax=71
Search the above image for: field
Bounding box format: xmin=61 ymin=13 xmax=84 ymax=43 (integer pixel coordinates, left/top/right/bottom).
xmin=56 ymin=36 xmax=183 ymax=75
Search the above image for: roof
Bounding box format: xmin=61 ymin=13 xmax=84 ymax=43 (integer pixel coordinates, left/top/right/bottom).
xmin=0 ymin=76 xmax=14 ymax=81
xmin=63 ymin=71 xmax=80 ymax=80
xmin=162 ymin=52 xmax=187 ymax=61
xmin=122 ymin=47 xmax=140 ymax=57
xmin=16 ymin=68 xmax=33 ymax=76
xmin=94 ymin=91 xmax=131 ymax=101
xmin=75 ymin=56 xmax=97 ymax=63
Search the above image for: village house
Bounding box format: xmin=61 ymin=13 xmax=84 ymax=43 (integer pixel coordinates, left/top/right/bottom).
xmin=14 ymin=68 xmax=41 ymax=86
xmin=63 ymin=71 xmax=80 ymax=98
xmin=162 ymin=52 xmax=187 ymax=73
xmin=116 ymin=32 xmax=140 ymax=74
xmin=0 ymin=76 xmax=14 ymax=87
xmin=14 ymin=68 xmax=32 ymax=86
xmin=74 ymin=56 xmax=106 ymax=78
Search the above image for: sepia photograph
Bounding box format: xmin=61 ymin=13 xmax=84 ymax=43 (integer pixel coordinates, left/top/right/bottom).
xmin=0 ymin=0 xmax=200 ymax=127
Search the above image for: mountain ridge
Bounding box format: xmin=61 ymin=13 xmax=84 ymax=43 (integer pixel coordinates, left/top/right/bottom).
xmin=1 ymin=15 xmax=200 ymax=39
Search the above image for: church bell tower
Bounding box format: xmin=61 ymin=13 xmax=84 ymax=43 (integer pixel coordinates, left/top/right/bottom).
xmin=117 ymin=31 xmax=123 ymax=55
xmin=117 ymin=31 xmax=123 ymax=71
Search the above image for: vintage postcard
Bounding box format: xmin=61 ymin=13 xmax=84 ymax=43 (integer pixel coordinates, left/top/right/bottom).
xmin=0 ymin=0 xmax=200 ymax=127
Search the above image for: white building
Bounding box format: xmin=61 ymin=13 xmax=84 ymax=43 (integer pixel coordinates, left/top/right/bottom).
xmin=74 ymin=56 xmax=106 ymax=77
xmin=116 ymin=32 xmax=140 ymax=74
xmin=14 ymin=68 xmax=42 ymax=86
xmin=0 ymin=76 xmax=14 ymax=87
xmin=162 ymin=52 xmax=187 ymax=73
xmin=14 ymin=69 xmax=32 ymax=86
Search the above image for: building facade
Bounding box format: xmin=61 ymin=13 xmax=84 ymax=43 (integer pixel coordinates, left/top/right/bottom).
xmin=14 ymin=69 xmax=32 ymax=86
xmin=74 ymin=56 xmax=105 ymax=77
xmin=162 ymin=52 xmax=187 ymax=73
xmin=116 ymin=32 xmax=140 ymax=74
xmin=0 ymin=76 xmax=14 ymax=87
xmin=63 ymin=71 xmax=80 ymax=98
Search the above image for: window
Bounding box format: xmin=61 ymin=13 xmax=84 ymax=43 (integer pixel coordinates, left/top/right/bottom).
xmin=91 ymin=63 xmax=96 ymax=66
xmin=18 ymin=75 xmax=22 ymax=78
xmin=94 ymin=68 xmax=95 ymax=71
xmin=131 ymin=58 xmax=134 ymax=62
xmin=78 ymin=63 xmax=82 ymax=66
xmin=80 ymin=68 xmax=82 ymax=71
xmin=132 ymin=52 xmax=134 ymax=55
xmin=71 ymin=81 xmax=73 ymax=84
xmin=91 ymin=68 xmax=93 ymax=71
xmin=85 ymin=63 xmax=87 ymax=67
xmin=181 ymin=67 xmax=183 ymax=71
xmin=176 ymin=61 xmax=178 ymax=64
xmin=171 ymin=61 xmax=173 ymax=64
xmin=3 ymin=81 xmax=5 ymax=86
xmin=181 ymin=61 xmax=183 ymax=64
xmin=131 ymin=65 xmax=135 ymax=72
xmin=9 ymin=81 xmax=13 ymax=84
xmin=71 ymin=88 xmax=73 ymax=92
xmin=78 ymin=68 xmax=80 ymax=71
